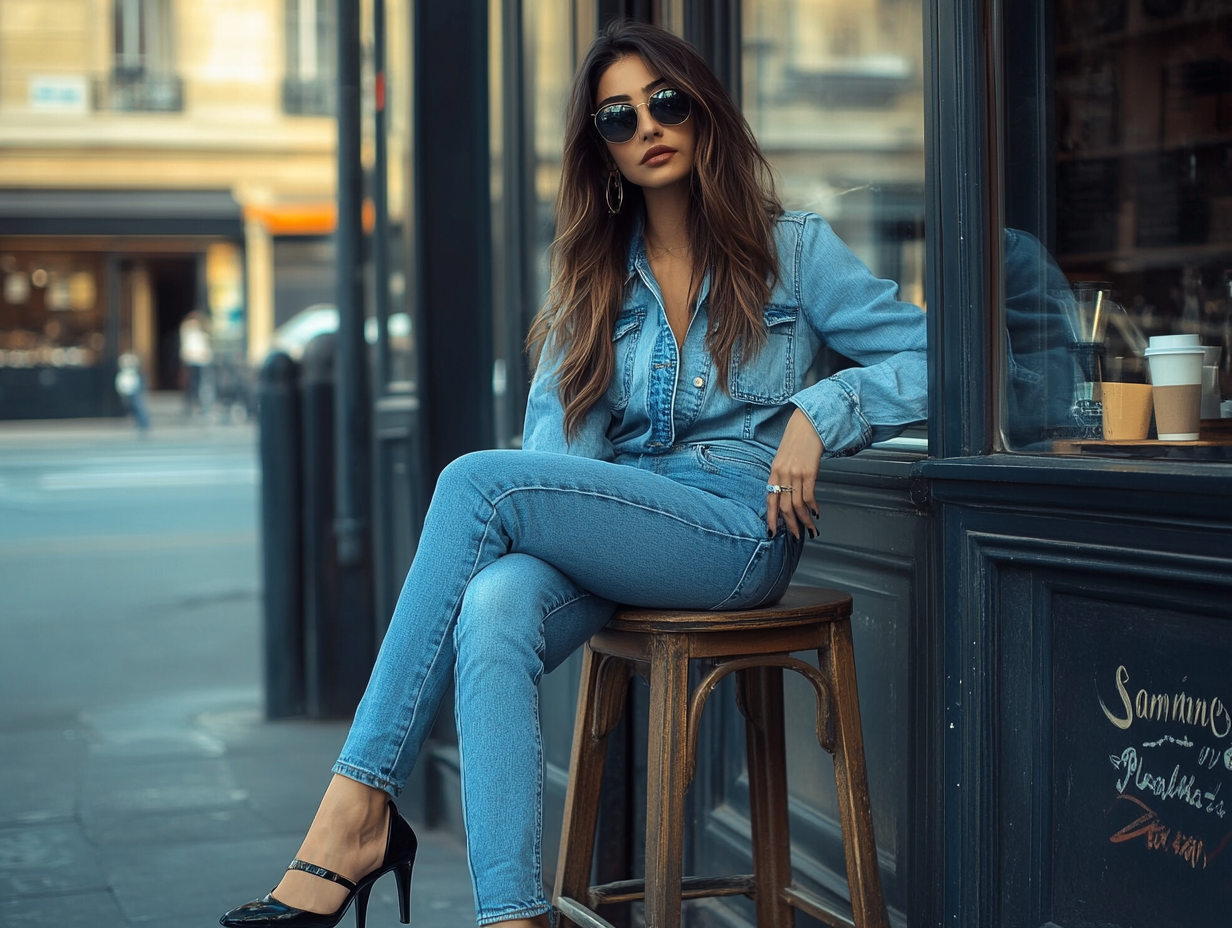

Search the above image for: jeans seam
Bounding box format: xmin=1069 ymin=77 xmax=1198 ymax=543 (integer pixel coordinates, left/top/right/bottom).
xmin=485 ymin=484 xmax=767 ymax=544
xmin=476 ymin=903 xmax=553 ymax=926
xmin=532 ymin=692 xmax=545 ymax=907
xmin=330 ymin=761 xmax=398 ymax=796
xmin=541 ymin=591 xmax=592 ymax=622
xmin=457 ymin=701 xmax=480 ymax=913
xmin=710 ymin=539 xmax=773 ymax=610
xmin=387 ymin=618 xmax=456 ymax=780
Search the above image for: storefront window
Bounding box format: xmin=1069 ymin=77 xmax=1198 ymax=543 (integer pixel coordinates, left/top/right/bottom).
xmin=1001 ymin=0 xmax=1232 ymax=455
xmin=490 ymin=0 xmax=592 ymax=447
xmin=742 ymin=0 xmax=927 ymax=317
xmin=0 ymin=252 xmax=106 ymax=370
xmin=741 ymin=0 xmax=926 ymax=872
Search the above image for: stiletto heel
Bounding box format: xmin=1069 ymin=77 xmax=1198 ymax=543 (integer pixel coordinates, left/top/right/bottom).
xmin=354 ymin=884 xmax=372 ymax=928
xmin=219 ymin=799 xmax=418 ymax=928
xmin=394 ymin=860 xmax=412 ymax=924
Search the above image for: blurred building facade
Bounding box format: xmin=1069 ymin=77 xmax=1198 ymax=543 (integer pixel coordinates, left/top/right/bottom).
xmin=0 ymin=0 xmax=408 ymax=419
xmin=4 ymin=1 xmax=1228 ymax=926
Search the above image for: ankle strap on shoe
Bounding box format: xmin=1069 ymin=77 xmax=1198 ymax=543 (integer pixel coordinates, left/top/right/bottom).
xmin=287 ymin=859 xmax=358 ymax=891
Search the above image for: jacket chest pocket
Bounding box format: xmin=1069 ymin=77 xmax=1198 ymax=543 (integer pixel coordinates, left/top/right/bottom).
xmin=729 ymin=306 xmax=797 ymax=405
xmin=606 ymin=308 xmax=647 ymax=411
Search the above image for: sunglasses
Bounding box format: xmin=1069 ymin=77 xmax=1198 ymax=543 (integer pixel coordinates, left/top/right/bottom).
xmin=592 ymin=88 xmax=692 ymax=144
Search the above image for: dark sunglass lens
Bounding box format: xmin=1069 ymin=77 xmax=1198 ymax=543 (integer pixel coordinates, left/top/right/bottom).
xmin=595 ymin=105 xmax=637 ymax=142
xmin=649 ymin=89 xmax=690 ymax=125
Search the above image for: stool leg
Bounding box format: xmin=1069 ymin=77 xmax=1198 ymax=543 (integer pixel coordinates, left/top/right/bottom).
xmin=823 ymin=620 xmax=889 ymax=928
xmin=555 ymin=644 xmax=629 ymax=924
xmin=643 ymin=634 xmax=690 ymax=928
xmin=737 ymin=666 xmax=795 ymax=928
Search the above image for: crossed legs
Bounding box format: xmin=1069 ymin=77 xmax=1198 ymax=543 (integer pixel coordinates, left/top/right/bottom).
xmin=252 ymin=450 xmax=787 ymax=923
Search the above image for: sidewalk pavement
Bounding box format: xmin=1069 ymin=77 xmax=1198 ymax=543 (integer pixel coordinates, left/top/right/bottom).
xmin=1 ymin=685 xmax=475 ymax=926
xmin=0 ymin=408 xmax=478 ymax=928
xmin=0 ymin=391 xmax=248 ymax=444
xmin=1 ymin=689 xmax=476 ymax=928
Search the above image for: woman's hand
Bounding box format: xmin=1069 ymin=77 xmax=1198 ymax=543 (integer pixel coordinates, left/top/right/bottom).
xmin=766 ymin=407 xmax=824 ymax=539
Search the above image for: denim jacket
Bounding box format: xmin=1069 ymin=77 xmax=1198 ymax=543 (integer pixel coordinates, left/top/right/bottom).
xmin=523 ymin=210 xmax=927 ymax=471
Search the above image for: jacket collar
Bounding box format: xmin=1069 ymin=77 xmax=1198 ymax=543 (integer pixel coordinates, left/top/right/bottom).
xmin=625 ymin=209 xmax=646 ymax=279
xmin=624 ymin=208 xmax=712 ymax=308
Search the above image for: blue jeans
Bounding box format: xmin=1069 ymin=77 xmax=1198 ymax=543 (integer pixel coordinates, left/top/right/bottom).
xmin=334 ymin=448 xmax=800 ymax=924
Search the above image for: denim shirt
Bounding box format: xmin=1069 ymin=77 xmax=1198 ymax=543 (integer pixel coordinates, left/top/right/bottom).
xmin=523 ymin=210 xmax=927 ymax=475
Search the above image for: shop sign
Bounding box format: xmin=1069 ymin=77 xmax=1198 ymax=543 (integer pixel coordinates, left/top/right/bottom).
xmin=1053 ymin=598 xmax=1232 ymax=925
xmin=27 ymin=75 xmax=89 ymax=114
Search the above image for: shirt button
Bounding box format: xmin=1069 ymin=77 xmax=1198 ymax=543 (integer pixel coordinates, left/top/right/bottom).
xmin=693 ymin=376 xmax=705 ymax=388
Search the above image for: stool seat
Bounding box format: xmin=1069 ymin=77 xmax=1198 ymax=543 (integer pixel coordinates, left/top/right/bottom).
xmin=606 ymin=585 xmax=851 ymax=633
xmin=554 ymin=585 xmax=889 ymax=928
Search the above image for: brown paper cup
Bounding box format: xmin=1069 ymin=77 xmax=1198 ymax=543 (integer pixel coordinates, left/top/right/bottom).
xmin=1153 ymin=383 xmax=1202 ymax=440
xmin=1101 ymin=382 xmax=1154 ymax=440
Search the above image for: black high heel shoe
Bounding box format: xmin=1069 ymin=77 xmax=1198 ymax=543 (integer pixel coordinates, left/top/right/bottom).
xmin=219 ymin=799 xmax=417 ymax=928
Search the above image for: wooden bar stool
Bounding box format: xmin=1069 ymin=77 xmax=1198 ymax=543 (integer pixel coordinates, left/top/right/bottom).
xmin=553 ymin=585 xmax=888 ymax=928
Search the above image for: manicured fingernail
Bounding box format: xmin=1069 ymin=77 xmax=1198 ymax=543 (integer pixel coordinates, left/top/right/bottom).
xmin=767 ymin=528 xmax=774 ymax=539
xmin=811 ymin=509 xmax=820 ymax=519
xmin=807 ymin=528 xmax=816 ymax=539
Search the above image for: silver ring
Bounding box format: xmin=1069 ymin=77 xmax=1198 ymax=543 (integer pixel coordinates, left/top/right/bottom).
xmin=766 ymin=484 xmax=793 ymax=494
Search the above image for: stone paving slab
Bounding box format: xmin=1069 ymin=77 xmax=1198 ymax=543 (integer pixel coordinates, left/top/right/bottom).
xmin=0 ymin=732 xmax=84 ymax=826
xmin=0 ymin=889 xmax=129 ymax=928
xmin=0 ymin=822 xmax=108 ymax=900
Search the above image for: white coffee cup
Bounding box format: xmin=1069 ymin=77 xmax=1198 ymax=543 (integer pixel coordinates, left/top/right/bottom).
xmin=1145 ymin=343 xmax=1205 ymax=440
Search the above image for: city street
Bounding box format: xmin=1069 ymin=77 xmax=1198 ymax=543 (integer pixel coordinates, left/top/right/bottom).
xmin=0 ymin=404 xmax=473 ymax=928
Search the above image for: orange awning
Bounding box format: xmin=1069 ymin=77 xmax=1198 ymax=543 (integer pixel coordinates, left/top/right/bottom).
xmin=244 ymin=200 xmax=375 ymax=236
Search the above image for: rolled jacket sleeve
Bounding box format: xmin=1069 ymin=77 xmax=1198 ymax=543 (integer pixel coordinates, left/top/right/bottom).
xmin=522 ymin=341 xmax=616 ymax=461
xmin=789 ymin=214 xmax=928 ymax=456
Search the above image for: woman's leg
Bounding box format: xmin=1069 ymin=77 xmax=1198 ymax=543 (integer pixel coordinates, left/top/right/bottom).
xmin=454 ymin=554 xmax=616 ymax=926
xmin=336 ymin=449 xmax=784 ymax=796
xmin=265 ymin=774 xmax=392 ymax=915
xmin=265 ymin=449 xmax=790 ymax=915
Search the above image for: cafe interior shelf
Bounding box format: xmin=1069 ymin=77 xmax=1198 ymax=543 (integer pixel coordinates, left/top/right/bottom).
xmin=1057 ymin=241 xmax=1232 ymax=272
xmin=1055 ymin=132 xmax=1232 ymax=164
xmin=1056 ymin=7 xmax=1232 ymax=58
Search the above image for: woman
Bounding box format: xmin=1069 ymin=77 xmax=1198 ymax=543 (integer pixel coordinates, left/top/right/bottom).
xmin=220 ymin=20 xmax=925 ymax=928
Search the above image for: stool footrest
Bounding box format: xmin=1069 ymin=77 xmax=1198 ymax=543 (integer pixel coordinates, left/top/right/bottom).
xmin=782 ymin=884 xmax=857 ymax=928
xmin=556 ymin=896 xmax=618 ymax=928
xmin=587 ymin=874 xmax=756 ymax=907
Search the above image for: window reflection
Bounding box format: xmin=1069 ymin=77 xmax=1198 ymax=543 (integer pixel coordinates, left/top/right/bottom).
xmin=741 ymin=0 xmax=924 ymax=861
xmin=1004 ymin=0 xmax=1232 ymax=453
xmin=491 ymin=0 xmax=590 ymax=447
xmin=742 ymin=0 xmax=927 ymax=329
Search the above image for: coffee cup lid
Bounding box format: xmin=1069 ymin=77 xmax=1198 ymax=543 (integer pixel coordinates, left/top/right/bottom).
xmin=1147 ymin=334 xmax=1201 ymax=349
xmin=1144 ymin=346 xmax=1206 ymax=357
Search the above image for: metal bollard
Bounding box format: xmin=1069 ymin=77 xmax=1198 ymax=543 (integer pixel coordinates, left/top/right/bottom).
xmin=299 ymin=332 xmax=374 ymax=718
xmin=258 ymin=351 xmax=306 ymax=719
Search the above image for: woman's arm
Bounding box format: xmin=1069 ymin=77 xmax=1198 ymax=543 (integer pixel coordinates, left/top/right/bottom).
xmin=522 ymin=344 xmax=616 ymax=461
xmin=765 ymin=407 xmax=825 ymax=540
xmin=766 ymin=214 xmax=928 ymax=539
xmin=790 ymin=214 xmax=928 ymax=456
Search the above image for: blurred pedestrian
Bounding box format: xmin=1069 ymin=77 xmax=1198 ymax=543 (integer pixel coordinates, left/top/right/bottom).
xmin=179 ymin=311 xmax=214 ymax=419
xmin=114 ymin=352 xmax=150 ymax=433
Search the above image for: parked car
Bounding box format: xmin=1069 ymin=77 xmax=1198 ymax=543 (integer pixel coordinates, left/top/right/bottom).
xmin=270 ymin=304 xmax=413 ymax=364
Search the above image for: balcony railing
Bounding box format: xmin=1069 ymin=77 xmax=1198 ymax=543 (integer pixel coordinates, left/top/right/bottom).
xmin=94 ymin=71 xmax=184 ymax=112
xmin=282 ymin=77 xmax=335 ymax=116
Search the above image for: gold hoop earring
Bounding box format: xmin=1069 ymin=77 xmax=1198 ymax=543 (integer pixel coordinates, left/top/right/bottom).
xmin=605 ymin=167 xmax=623 ymax=215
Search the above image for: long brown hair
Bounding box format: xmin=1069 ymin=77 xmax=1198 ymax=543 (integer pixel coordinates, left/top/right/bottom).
xmin=527 ymin=21 xmax=781 ymax=438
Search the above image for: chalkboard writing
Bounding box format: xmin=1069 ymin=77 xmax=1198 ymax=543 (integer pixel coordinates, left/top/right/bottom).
xmin=1052 ymin=596 xmax=1232 ymax=927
